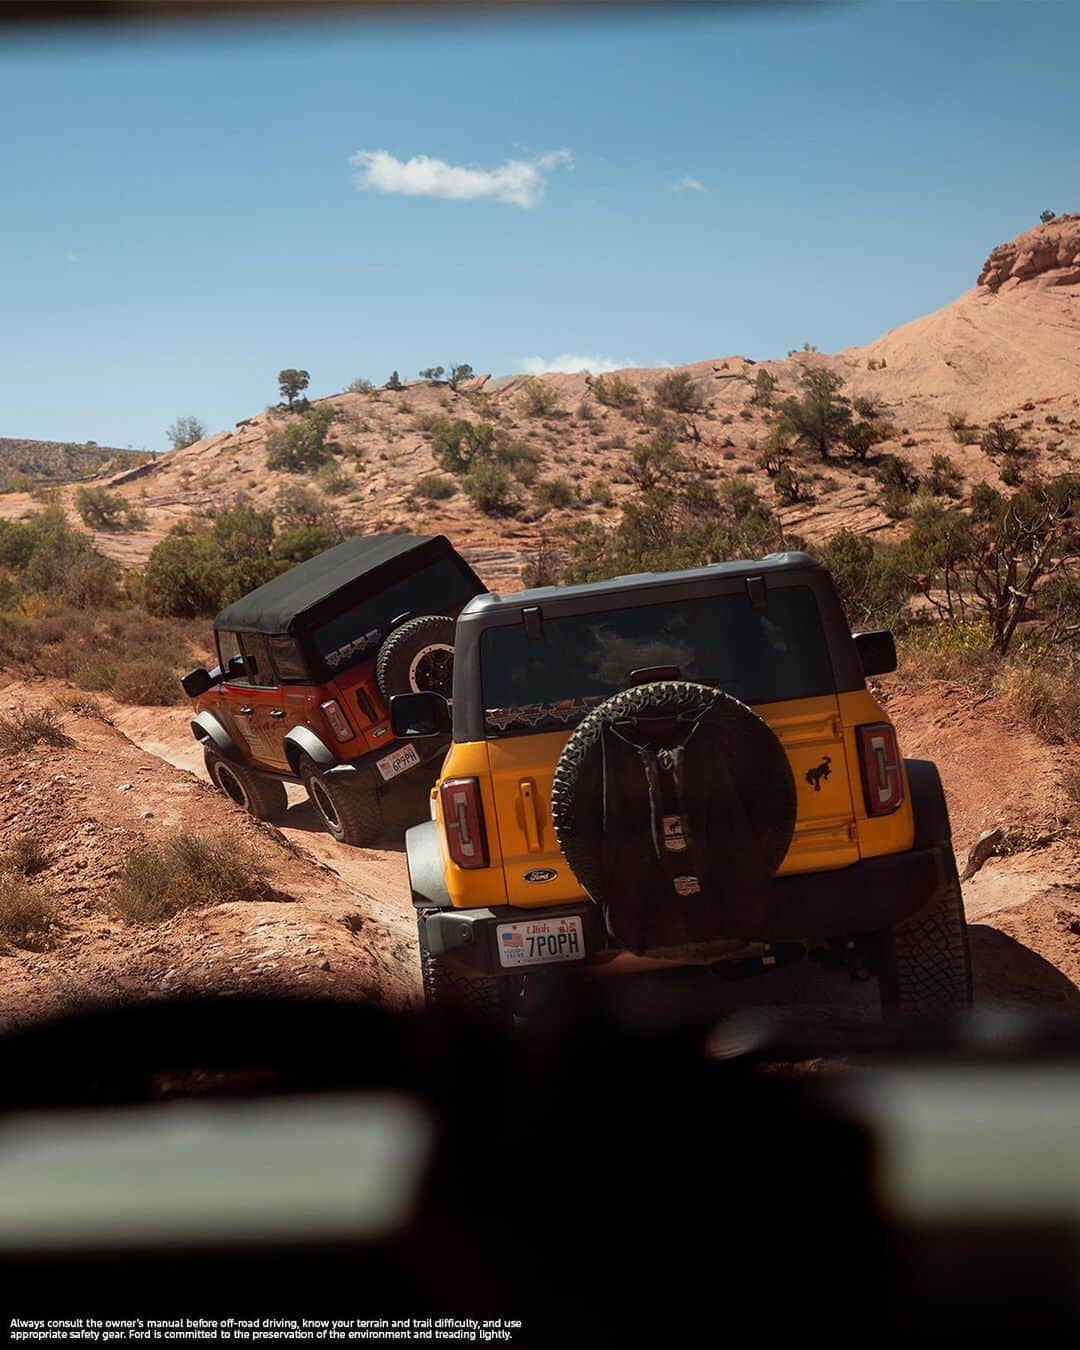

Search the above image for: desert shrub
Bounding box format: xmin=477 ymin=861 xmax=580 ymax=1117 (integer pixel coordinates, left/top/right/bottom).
xmin=114 ymin=829 xmax=272 ymax=925
xmin=0 ymin=873 xmax=53 ymax=946
xmin=143 ymin=531 xmax=228 ymax=617
xmin=430 ymin=418 xmax=495 ymax=474
xmin=111 ymin=657 xmax=183 ymax=706
xmin=75 ymin=486 xmax=146 ymax=532
xmin=516 ymin=379 xmax=559 ymax=418
xmin=314 ymin=462 xmax=353 ymax=495
xmin=853 ymin=393 xmax=886 ymax=419
xmin=1063 ymin=766 xmax=1080 ymax=813
xmin=4 ymin=832 xmax=50 ymax=876
xmin=981 ymin=420 xmax=1023 ymax=458
xmin=927 ymin=453 xmax=964 ymax=498
xmin=535 ymin=477 xmax=577 ymax=509
xmin=753 ymin=369 xmax=778 ymax=407
xmin=1000 ymin=457 xmax=1023 ymax=486
xmin=273 ymin=524 xmax=338 ymax=567
xmin=166 ymin=415 xmax=206 ymax=450
xmin=592 ymin=374 xmax=638 ymax=409
xmin=654 ymin=371 xmax=704 ymax=413
xmin=73 ymin=653 xmax=120 ymax=692
xmin=588 ymin=479 xmax=614 ymax=507
xmin=386 ymin=371 xmax=404 ymax=391
xmin=413 ymin=475 xmax=458 ymax=501
xmin=265 ymin=407 xmax=333 ymax=472
xmin=0 ymin=507 xmax=118 ymax=608
xmin=520 ymin=537 xmax=563 ymax=589
xmin=464 ymin=462 xmax=520 ymax=516
xmin=496 ymin=440 xmax=542 ymax=484
xmin=347 ymin=377 xmax=374 ymax=394
xmin=774 ymin=462 xmax=809 ymax=505
xmin=0 ymin=706 xmax=71 ymax=754
xmin=812 ymin=530 xmax=913 ymax=630
xmin=773 ymin=366 xmax=852 ymax=460
xmin=998 ymin=661 xmax=1080 ymax=744
xmin=873 ymin=454 xmax=920 ymax=519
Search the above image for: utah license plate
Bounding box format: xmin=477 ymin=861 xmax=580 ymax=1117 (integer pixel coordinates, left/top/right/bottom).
xmin=375 ymin=743 xmax=421 ymax=782
xmin=496 ymin=916 xmax=585 ymax=969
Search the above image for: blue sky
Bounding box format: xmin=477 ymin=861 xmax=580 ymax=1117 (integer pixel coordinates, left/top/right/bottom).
xmin=1 ymin=1 xmax=1077 ymax=450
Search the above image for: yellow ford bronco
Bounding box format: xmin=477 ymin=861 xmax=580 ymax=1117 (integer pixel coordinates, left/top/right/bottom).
xmin=391 ymin=551 xmax=972 ymax=1021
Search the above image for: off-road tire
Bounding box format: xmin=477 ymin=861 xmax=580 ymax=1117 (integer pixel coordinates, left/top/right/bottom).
xmin=879 ymin=853 xmax=973 ymax=1017
xmin=417 ymin=911 xmax=514 ymax=1027
xmin=203 ymin=746 xmax=287 ymax=822
xmin=376 ymin=615 xmax=456 ymax=700
xmin=301 ymin=762 xmax=383 ymax=846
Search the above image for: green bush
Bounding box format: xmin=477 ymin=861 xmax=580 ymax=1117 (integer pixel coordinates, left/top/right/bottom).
xmin=430 ymin=418 xmax=495 ymax=474
xmin=654 ymin=371 xmax=704 ymax=413
xmin=536 ymin=477 xmax=577 ymax=509
xmin=588 ymin=479 xmax=614 ymax=507
xmin=111 ymin=658 xmax=184 ymax=706
xmin=981 ymin=420 xmax=1023 ymax=458
xmin=592 ymin=374 xmax=638 ymax=409
xmin=114 ymin=830 xmax=271 ymax=925
xmin=464 ymin=462 xmax=520 ymax=516
xmin=413 ymin=475 xmax=458 ymax=501
xmin=265 ymin=407 xmax=333 ymax=472
xmin=927 ymin=453 xmax=964 ymax=498
xmin=812 ymin=529 xmax=913 ymax=630
xmin=75 ymin=486 xmax=146 ymax=532
xmin=166 ymin=415 xmax=206 ymax=450
xmin=516 ymin=379 xmax=559 ymax=418
xmin=143 ymin=531 xmax=228 ymax=618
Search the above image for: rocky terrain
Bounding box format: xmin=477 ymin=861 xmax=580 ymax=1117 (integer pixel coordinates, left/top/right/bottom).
xmin=1 ymin=215 xmax=1079 ymax=1031
xmin=0 ymin=436 xmax=134 ymax=485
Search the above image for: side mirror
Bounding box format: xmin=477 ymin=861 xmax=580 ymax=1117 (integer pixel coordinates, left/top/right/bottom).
xmin=226 ymin=654 xmax=246 ymax=680
xmin=180 ymin=667 xmax=215 ymax=699
xmin=853 ymin=629 xmax=897 ymax=677
xmin=390 ymin=691 xmax=451 ymax=739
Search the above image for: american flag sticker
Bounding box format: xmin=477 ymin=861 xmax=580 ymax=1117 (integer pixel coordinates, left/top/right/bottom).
xmin=501 ymin=931 xmax=524 ymax=948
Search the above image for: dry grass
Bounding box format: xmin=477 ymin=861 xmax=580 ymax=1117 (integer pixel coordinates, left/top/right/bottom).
xmin=1063 ymin=766 xmax=1080 ymax=816
xmin=114 ymin=829 xmax=272 ymax=925
xmin=0 ymin=706 xmax=72 ymax=755
xmin=110 ymin=657 xmax=183 ymax=706
xmin=998 ymin=663 xmax=1080 ymax=745
xmin=0 ymin=872 xmax=54 ymax=946
xmin=4 ymin=832 xmax=51 ymax=876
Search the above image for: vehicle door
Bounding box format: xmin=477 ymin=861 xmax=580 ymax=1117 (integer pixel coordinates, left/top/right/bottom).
xmin=234 ymin=633 xmax=289 ymax=770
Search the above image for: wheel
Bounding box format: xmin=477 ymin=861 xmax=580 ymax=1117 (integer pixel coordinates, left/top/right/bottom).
xmin=417 ymin=911 xmax=514 ymax=1026
xmin=203 ymin=745 xmax=287 ymax=821
xmin=301 ymin=762 xmax=383 ymax=846
xmin=879 ymin=852 xmax=973 ymax=1017
xmin=550 ymin=680 xmax=796 ymax=954
xmin=376 ymin=614 xmax=456 ymax=700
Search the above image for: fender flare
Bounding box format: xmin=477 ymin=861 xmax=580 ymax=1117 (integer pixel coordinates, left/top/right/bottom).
xmin=905 ymin=759 xmax=952 ymax=850
xmin=190 ymin=710 xmax=238 ymax=759
xmin=283 ymin=725 xmax=338 ymax=776
xmin=405 ymin=820 xmax=452 ymax=910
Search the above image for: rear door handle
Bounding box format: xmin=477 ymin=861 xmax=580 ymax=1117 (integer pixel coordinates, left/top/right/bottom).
xmin=269 ymin=710 xmax=285 ymax=719
xmin=237 ymin=706 xmax=253 ymax=716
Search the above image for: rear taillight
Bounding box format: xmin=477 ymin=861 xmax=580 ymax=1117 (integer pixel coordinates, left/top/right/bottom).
xmin=440 ymin=777 xmax=489 ymax=869
xmin=320 ymin=699 xmax=353 ymax=742
xmin=857 ymin=723 xmax=904 ymax=816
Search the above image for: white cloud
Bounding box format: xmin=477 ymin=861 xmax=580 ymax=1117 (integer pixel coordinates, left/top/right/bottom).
xmin=520 ymin=354 xmax=633 ymax=376
xmin=64 ymin=251 xmax=80 ymax=263
xmin=670 ymin=176 xmax=706 ymax=193
xmin=350 ymin=148 xmax=573 ymax=209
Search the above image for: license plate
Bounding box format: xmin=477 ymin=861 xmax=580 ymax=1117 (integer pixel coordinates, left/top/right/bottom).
xmin=375 ymin=743 xmax=421 ymax=782
xmin=496 ymin=916 xmax=585 ymax=969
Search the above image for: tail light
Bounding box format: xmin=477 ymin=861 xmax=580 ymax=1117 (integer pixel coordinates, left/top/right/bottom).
xmin=440 ymin=777 xmax=489 ymax=869
xmin=320 ymin=699 xmax=354 ymax=742
xmin=857 ymin=723 xmax=904 ymax=815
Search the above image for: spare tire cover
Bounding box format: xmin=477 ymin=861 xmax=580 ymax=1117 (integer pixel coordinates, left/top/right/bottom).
xmin=375 ymin=615 xmax=455 ymax=699
xmin=551 ymin=681 xmax=796 ymax=954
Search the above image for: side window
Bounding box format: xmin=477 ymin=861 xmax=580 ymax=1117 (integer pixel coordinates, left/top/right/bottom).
xmin=239 ymin=633 xmax=276 ymax=689
xmin=267 ymin=635 xmax=308 ymax=683
xmin=217 ymin=631 xmax=247 ymax=683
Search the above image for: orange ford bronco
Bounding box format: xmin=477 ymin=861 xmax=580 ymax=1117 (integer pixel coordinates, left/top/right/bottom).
xmin=181 ymin=534 xmax=485 ymax=845
xmin=390 ymin=551 xmax=971 ymax=1021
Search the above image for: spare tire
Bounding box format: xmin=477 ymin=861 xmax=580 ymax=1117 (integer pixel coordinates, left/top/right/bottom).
xmin=376 ymin=615 xmax=456 ymax=700
xmin=551 ymin=681 xmax=796 ymax=954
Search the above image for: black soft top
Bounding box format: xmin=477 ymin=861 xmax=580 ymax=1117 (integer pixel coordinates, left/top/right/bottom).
xmin=214 ymin=534 xmax=447 ymax=635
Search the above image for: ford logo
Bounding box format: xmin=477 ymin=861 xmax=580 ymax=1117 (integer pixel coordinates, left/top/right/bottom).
xmin=523 ymin=868 xmax=558 ymax=884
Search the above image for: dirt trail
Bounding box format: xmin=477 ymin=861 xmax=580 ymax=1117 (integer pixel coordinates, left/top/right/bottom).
xmin=0 ymin=678 xmax=421 ymax=1029
xmin=112 ymin=674 xmax=1080 ymax=1022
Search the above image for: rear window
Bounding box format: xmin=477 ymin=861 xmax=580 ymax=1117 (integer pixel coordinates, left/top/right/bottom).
xmin=306 ymin=558 xmax=478 ymax=677
xmin=479 ymin=585 xmax=835 ymax=736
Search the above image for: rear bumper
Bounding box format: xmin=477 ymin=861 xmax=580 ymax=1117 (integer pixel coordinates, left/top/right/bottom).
xmin=420 ymin=843 xmax=955 ymax=977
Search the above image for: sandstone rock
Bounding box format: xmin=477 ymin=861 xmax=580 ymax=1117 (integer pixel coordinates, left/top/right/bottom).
xmin=978 ymin=214 xmax=1080 ymax=292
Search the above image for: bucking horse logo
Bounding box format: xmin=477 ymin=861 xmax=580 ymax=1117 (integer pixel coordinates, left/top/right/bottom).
xmin=805 ymin=756 xmax=832 ymax=792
